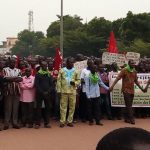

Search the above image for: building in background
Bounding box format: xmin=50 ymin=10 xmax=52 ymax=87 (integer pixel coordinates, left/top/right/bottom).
xmin=0 ymin=37 xmax=18 ymax=55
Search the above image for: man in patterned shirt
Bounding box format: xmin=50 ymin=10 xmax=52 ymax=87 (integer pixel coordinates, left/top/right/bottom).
xmin=110 ymin=60 xmax=145 ymax=124
xmin=56 ymin=57 xmax=80 ymax=127
xmin=3 ymin=58 xmax=22 ymax=130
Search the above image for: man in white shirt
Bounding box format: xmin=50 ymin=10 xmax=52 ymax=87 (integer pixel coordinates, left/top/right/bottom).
xmin=79 ymin=59 xmax=94 ymax=122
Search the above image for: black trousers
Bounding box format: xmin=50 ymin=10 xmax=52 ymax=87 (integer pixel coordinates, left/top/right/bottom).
xmin=87 ymin=97 xmax=101 ymax=123
xmin=35 ymin=93 xmax=51 ymax=125
xmin=21 ymin=102 xmax=34 ymax=125
xmin=79 ymin=91 xmax=88 ymax=120
xmin=123 ymin=92 xmax=134 ymax=121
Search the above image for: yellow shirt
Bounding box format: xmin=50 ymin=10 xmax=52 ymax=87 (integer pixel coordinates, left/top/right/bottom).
xmin=56 ymin=67 xmax=80 ymax=94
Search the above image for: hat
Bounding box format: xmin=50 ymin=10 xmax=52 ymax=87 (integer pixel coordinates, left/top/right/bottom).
xmin=12 ymin=55 xmax=17 ymax=59
xmin=35 ymin=64 xmax=40 ymax=69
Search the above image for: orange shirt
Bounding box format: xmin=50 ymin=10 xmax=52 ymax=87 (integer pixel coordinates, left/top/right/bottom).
xmin=116 ymin=68 xmax=138 ymax=94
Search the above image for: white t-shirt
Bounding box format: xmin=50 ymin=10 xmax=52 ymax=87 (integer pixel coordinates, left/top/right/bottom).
xmin=3 ymin=67 xmax=21 ymax=77
xmin=80 ymin=68 xmax=91 ymax=92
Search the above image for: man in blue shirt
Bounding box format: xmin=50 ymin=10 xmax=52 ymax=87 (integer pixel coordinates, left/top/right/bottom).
xmin=85 ymin=64 xmax=109 ymax=125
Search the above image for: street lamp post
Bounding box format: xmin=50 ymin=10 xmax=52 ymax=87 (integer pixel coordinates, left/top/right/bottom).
xmin=60 ymin=0 xmax=63 ymax=58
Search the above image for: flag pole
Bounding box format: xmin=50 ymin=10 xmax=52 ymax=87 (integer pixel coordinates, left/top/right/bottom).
xmin=60 ymin=0 xmax=63 ymax=58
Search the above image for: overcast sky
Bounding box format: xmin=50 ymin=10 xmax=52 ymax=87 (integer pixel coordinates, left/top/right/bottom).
xmin=0 ymin=0 xmax=149 ymax=43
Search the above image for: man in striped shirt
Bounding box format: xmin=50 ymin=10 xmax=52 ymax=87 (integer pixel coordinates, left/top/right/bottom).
xmin=3 ymin=58 xmax=22 ymax=130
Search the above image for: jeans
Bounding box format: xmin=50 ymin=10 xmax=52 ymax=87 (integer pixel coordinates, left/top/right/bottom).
xmin=100 ymin=94 xmax=112 ymax=118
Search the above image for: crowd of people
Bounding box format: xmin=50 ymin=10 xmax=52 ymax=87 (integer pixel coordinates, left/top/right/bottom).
xmin=0 ymin=54 xmax=149 ymax=131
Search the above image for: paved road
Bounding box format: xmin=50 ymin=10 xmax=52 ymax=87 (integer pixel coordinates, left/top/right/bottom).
xmin=0 ymin=119 xmax=150 ymax=150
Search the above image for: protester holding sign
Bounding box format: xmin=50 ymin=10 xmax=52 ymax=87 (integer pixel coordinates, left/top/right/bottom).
xmin=109 ymin=59 xmax=145 ymax=124
xmin=99 ymin=64 xmax=113 ymax=120
xmin=109 ymin=63 xmax=122 ymax=120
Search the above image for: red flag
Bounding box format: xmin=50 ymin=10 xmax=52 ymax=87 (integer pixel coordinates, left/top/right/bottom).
xmin=108 ymin=31 xmax=118 ymax=53
xmin=15 ymin=55 xmax=20 ymax=68
xmin=53 ymin=47 xmax=62 ymax=78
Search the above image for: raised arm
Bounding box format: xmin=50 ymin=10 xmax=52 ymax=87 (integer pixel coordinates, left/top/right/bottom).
xmin=109 ymin=69 xmax=125 ymax=92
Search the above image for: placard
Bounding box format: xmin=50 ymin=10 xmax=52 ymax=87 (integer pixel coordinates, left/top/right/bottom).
xmin=109 ymin=73 xmax=150 ymax=107
xmin=102 ymin=52 xmax=126 ymax=66
xmin=74 ymin=60 xmax=87 ymax=73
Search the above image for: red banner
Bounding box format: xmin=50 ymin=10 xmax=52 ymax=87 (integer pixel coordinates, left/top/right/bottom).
xmin=108 ymin=31 xmax=118 ymax=53
xmin=53 ymin=47 xmax=62 ymax=78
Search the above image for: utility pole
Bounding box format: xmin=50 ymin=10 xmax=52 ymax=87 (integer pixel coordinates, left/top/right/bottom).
xmin=60 ymin=0 xmax=63 ymax=58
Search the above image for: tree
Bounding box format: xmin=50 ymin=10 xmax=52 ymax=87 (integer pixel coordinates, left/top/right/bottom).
xmin=112 ymin=18 xmax=124 ymax=39
xmin=86 ymin=17 xmax=112 ymax=37
xmin=11 ymin=41 xmax=29 ymax=57
xmin=12 ymin=12 xmax=150 ymax=57
xmin=35 ymin=36 xmax=60 ymax=57
xmin=11 ymin=30 xmax=45 ymax=56
xmin=47 ymin=21 xmax=60 ymax=37
xmin=119 ymin=11 xmax=150 ymax=42
xmin=129 ymin=39 xmax=150 ymax=57
xmin=47 ymin=15 xmax=83 ymax=37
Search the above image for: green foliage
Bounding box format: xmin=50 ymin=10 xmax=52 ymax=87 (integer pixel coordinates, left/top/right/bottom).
xmin=128 ymin=39 xmax=150 ymax=57
xmin=63 ymin=15 xmax=83 ymax=31
xmin=36 ymin=36 xmax=60 ymax=57
xmin=11 ymin=41 xmax=29 ymax=57
xmin=112 ymin=18 xmax=124 ymax=38
xmin=47 ymin=21 xmax=60 ymax=37
xmin=119 ymin=11 xmax=150 ymax=42
xmin=47 ymin=15 xmax=111 ymax=56
xmin=86 ymin=17 xmax=112 ymax=37
xmin=47 ymin=15 xmax=83 ymax=38
xmin=11 ymin=12 xmax=150 ymax=57
xmin=11 ymin=30 xmax=46 ymax=57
